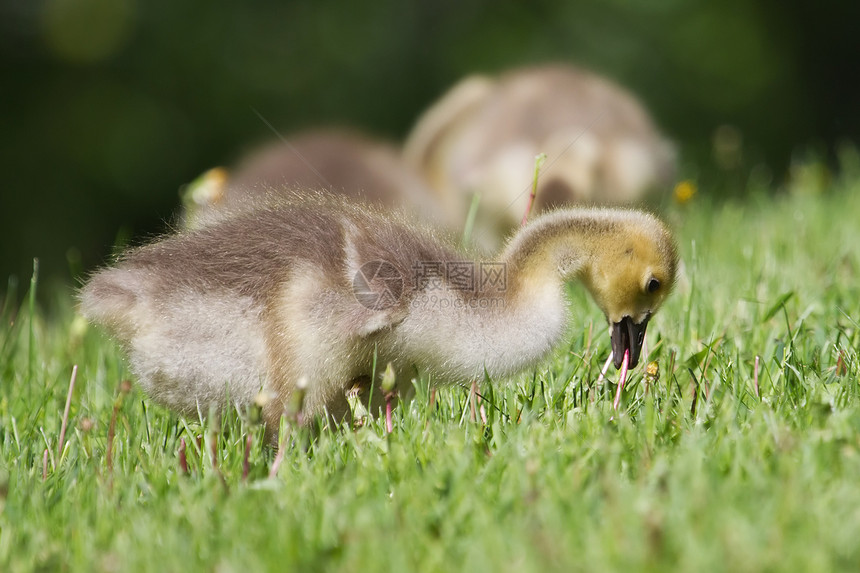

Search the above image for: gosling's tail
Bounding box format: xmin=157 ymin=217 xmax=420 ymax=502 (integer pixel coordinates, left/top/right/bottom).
xmin=78 ymin=267 xmax=145 ymax=339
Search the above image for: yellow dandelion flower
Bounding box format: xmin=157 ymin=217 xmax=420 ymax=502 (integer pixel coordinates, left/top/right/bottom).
xmin=645 ymin=361 xmax=660 ymax=382
xmin=674 ymin=180 xmax=697 ymax=204
xmin=183 ymin=167 xmax=229 ymax=208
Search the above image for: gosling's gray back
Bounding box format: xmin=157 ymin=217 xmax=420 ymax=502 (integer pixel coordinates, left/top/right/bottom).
xmin=88 ymin=197 xmax=458 ymax=308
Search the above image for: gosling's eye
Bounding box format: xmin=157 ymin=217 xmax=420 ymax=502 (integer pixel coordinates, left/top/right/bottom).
xmin=647 ymin=278 xmax=660 ymax=293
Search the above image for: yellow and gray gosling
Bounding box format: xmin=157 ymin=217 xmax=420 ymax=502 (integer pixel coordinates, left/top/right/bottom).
xmin=80 ymin=194 xmax=677 ymax=437
xmin=182 ymin=128 xmax=446 ymax=229
xmin=404 ymin=63 xmax=676 ymax=249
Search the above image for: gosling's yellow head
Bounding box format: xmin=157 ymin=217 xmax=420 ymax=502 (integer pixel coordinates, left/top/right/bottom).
xmin=581 ymin=211 xmax=678 ymax=369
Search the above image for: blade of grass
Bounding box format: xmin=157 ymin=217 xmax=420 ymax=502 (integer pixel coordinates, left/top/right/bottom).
xmin=57 ymin=364 xmax=78 ymax=462
xmin=28 ymin=258 xmax=39 ymax=385
xmin=461 ymin=192 xmax=482 ymax=247
xmin=520 ymin=153 xmax=547 ymax=226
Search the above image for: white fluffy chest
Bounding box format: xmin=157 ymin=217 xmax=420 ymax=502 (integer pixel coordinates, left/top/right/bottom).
xmin=393 ymin=285 xmax=569 ymax=381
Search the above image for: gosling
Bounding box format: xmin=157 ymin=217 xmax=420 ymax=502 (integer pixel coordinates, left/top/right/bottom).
xmin=80 ymin=194 xmax=677 ymax=435
xmin=182 ymin=128 xmax=446 ymax=229
xmin=404 ymin=64 xmax=676 ymax=249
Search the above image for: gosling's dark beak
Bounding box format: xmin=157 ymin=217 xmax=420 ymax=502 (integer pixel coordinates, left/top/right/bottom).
xmin=610 ymin=315 xmax=650 ymax=370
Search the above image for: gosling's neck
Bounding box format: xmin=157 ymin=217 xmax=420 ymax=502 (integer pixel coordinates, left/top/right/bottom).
xmin=498 ymin=209 xmax=621 ymax=298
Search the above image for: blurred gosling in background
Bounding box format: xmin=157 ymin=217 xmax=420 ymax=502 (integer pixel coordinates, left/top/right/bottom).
xmin=404 ymin=64 xmax=676 ymax=248
xmin=182 ymin=128 xmax=446 ymax=228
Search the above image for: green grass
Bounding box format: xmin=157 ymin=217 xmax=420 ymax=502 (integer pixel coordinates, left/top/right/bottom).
xmin=2 ymin=177 xmax=860 ymax=572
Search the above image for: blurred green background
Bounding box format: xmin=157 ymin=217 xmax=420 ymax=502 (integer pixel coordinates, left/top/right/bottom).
xmin=1 ymin=0 xmax=857 ymax=294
